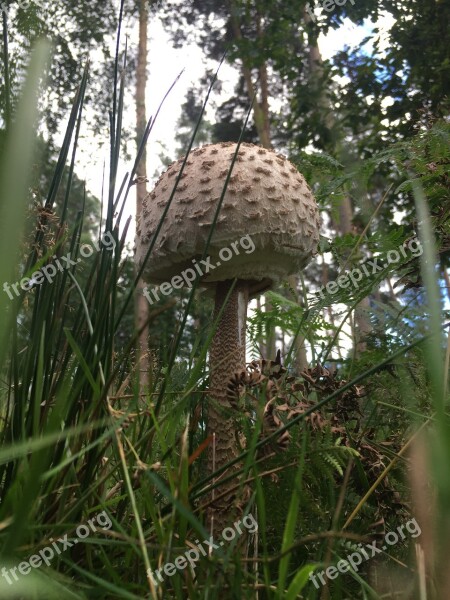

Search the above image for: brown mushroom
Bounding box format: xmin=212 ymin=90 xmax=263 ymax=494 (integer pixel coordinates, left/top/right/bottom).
xmin=136 ymin=141 xmax=320 ymax=531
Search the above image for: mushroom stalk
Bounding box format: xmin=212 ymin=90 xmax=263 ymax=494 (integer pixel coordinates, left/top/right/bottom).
xmin=207 ymin=279 xmax=249 ymax=532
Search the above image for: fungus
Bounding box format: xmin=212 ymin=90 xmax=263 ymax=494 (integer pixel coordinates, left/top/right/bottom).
xmin=136 ymin=142 xmax=320 ymax=530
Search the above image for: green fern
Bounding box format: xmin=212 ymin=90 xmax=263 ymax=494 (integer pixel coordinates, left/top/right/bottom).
xmin=310 ymin=431 xmax=360 ymax=478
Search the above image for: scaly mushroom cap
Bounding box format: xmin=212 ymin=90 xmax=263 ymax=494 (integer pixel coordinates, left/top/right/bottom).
xmin=136 ymin=142 xmax=320 ymax=292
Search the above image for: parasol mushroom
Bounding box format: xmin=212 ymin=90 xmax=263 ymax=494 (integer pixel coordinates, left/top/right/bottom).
xmin=136 ymin=141 xmax=320 ymax=531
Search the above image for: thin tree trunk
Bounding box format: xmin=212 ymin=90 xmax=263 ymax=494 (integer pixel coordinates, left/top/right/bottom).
xmin=304 ymin=10 xmax=372 ymax=357
xmin=338 ymin=196 xmax=371 ymax=352
xmin=287 ymin=275 xmax=308 ymax=372
xmin=229 ymin=9 xmax=272 ymax=149
xmin=135 ymin=0 xmax=150 ymax=390
xmin=256 ymin=10 xmax=272 ymax=148
xmin=230 ymin=3 xmax=276 ymax=359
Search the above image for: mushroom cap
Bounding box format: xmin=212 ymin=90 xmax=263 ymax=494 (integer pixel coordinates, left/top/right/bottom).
xmin=136 ymin=142 xmax=320 ymax=293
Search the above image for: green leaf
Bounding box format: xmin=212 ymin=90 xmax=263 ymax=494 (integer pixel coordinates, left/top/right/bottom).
xmin=285 ymin=563 xmax=322 ymax=600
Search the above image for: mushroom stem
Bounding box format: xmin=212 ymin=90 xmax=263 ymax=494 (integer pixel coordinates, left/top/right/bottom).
xmin=207 ymin=279 xmax=249 ymax=532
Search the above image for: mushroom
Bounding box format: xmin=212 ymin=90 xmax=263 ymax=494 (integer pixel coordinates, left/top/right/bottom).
xmin=136 ymin=141 xmax=320 ymax=530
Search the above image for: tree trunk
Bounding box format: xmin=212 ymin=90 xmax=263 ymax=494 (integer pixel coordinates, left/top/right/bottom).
xmin=338 ymin=195 xmax=371 ymax=352
xmin=287 ymin=275 xmax=308 ymax=372
xmin=229 ymin=9 xmax=272 ymax=149
xmin=230 ymin=3 xmax=276 ymax=360
xmin=135 ymin=0 xmax=150 ymax=390
xmin=304 ymin=9 xmax=372 ymax=356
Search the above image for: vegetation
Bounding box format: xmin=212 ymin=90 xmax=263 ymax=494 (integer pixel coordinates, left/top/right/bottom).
xmin=0 ymin=0 xmax=448 ymax=598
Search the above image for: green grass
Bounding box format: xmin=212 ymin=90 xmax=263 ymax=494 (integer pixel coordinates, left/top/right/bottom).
xmin=0 ymin=22 xmax=449 ymax=600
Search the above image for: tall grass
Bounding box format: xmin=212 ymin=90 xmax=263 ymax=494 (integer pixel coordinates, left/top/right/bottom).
xmin=0 ymin=17 xmax=448 ymax=600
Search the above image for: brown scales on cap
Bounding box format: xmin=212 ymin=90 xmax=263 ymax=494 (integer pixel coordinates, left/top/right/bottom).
xmin=135 ymin=142 xmax=320 ymax=534
xmin=136 ymin=142 xmax=320 ymax=293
